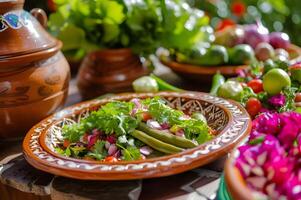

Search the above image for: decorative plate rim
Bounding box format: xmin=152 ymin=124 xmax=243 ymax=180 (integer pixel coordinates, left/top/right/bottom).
xmin=23 ymin=91 xmax=251 ymax=180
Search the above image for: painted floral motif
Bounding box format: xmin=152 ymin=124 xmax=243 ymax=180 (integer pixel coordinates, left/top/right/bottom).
xmin=0 ymin=11 xmax=32 ymax=32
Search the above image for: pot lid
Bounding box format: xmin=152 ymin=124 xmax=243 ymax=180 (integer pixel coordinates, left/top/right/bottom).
xmin=0 ymin=0 xmax=60 ymax=60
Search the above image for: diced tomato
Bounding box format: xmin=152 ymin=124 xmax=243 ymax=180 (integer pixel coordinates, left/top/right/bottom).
xmin=104 ymin=156 xmax=118 ymax=162
xmin=82 ymin=133 xmax=88 ymax=142
xmin=247 ymin=79 xmax=263 ymax=93
xmin=63 ymin=140 xmax=70 ymax=148
xmin=141 ymin=112 xmax=152 ymax=122
xmin=246 ymin=98 xmax=262 ymax=118
xmin=295 ymin=93 xmax=301 ymax=103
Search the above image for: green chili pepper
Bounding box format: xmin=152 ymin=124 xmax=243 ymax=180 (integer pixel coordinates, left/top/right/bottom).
xmin=150 ymin=74 xmax=183 ymax=92
xmin=138 ymin=123 xmax=197 ymax=148
xmin=210 ymin=72 xmax=225 ymax=96
xmin=131 ymin=130 xmax=183 ymax=154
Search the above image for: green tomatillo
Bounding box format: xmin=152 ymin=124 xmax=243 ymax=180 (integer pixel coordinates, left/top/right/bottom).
xmin=263 ymin=68 xmax=291 ymax=95
xmin=217 ymin=81 xmax=244 ymax=101
xmin=132 ymin=76 xmax=159 ymax=93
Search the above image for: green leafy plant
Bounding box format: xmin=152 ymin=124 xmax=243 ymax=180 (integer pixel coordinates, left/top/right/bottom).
xmin=48 ymin=0 xmax=211 ymax=60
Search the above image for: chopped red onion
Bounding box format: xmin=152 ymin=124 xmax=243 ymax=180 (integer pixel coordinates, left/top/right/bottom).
xmin=113 ymin=150 xmax=121 ymax=158
xmin=146 ymin=119 xmax=162 ymax=129
xmin=105 ymin=141 xmax=110 ymax=150
xmin=175 ymin=129 xmax=185 ymax=137
xmin=140 ymin=146 xmax=153 ymax=156
xmin=160 ymin=122 xmax=170 ymax=130
xmin=107 ymin=135 xmax=117 ymax=144
xmin=108 ymin=144 xmax=117 ymax=156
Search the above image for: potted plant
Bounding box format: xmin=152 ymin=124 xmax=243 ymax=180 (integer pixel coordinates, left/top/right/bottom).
xmin=48 ymin=0 xmax=163 ymax=99
xmin=48 ymin=0 xmax=213 ymax=99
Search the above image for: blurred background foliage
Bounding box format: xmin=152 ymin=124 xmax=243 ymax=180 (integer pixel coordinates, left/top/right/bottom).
xmin=189 ymin=0 xmax=301 ymax=46
xmin=25 ymin=0 xmax=301 ymax=46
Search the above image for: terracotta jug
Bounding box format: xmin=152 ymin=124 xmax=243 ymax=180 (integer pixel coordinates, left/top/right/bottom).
xmin=0 ymin=0 xmax=70 ymax=140
xmin=77 ymin=48 xmax=149 ymax=100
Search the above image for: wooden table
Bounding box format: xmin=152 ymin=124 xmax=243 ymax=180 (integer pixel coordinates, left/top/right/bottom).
xmin=0 ymin=62 xmax=224 ymax=200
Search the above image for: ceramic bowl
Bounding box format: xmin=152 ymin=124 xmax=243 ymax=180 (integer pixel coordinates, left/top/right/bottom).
xmin=23 ymin=92 xmax=251 ymax=180
xmin=77 ymin=48 xmax=149 ymax=100
xmin=161 ymin=44 xmax=301 ymax=83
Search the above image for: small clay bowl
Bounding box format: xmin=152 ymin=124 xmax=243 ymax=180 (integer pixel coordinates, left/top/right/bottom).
xmin=23 ymin=92 xmax=251 ymax=180
xmin=224 ymin=151 xmax=256 ymax=200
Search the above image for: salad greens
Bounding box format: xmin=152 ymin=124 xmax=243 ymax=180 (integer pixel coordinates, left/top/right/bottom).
xmin=62 ymin=101 xmax=137 ymax=142
xmin=144 ymin=97 xmax=211 ymax=144
xmin=48 ymin=0 xmax=211 ymax=60
xmin=57 ymin=97 xmax=213 ymax=161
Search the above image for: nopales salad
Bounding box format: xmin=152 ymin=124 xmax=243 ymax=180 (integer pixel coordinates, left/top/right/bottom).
xmin=55 ymin=97 xmax=214 ymax=162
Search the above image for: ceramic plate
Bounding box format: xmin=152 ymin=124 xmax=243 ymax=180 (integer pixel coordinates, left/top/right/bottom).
xmin=23 ymin=92 xmax=251 ymax=180
xmin=161 ymin=44 xmax=301 ymax=83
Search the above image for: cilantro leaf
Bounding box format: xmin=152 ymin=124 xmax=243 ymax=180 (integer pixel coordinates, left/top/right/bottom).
xmin=278 ymin=86 xmax=297 ymax=112
xmin=87 ymin=140 xmax=107 ymax=160
xmin=62 ymin=101 xmax=139 ymax=142
xmin=119 ymin=145 xmax=141 ymax=161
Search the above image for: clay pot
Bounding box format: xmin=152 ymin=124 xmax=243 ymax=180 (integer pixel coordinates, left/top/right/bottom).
xmin=0 ymin=0 xmax=70 ymax=140
xmin=77 ymin=48 xmax=149 ymax=100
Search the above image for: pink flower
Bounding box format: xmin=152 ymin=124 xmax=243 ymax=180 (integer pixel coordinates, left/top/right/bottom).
xmin=268 ymin=94 xmax=286 ymax=107
xmin=252 ymin=113 xmax=280 ymax=135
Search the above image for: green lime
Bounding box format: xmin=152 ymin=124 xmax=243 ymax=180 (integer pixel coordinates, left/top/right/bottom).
xmin=192 ymin=45 xmax=228 ymax=66
xmin=229 ymin=44 xmax=255 ymax=65
xmin=263 ymin=68 xmax=291 ymax=95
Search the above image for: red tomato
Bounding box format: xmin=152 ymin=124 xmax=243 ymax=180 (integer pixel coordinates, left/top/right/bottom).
xmin=63 ymin=140 xmax=70 ymax=148
xmin=47 ymin=0 xmax=57 ymax=12
xmin=246 ymin=98 xmax=262 ymax=118
xmin=289 ymin=63 xmax=301 ymax=70
xmin=295 ymin=93 xmax=301 ymax=102
xmin=105 ymin=156 xmax=117 ymax=162
xmin=247 ymin=79 xmax=263 ymax=93
xmin=141 ymin=112 xmax=152 ymax=122
xmin=216 ymin=19 xmax=235 ymax=31
xmin=231 ymin=2 xmax=246 ymax=17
